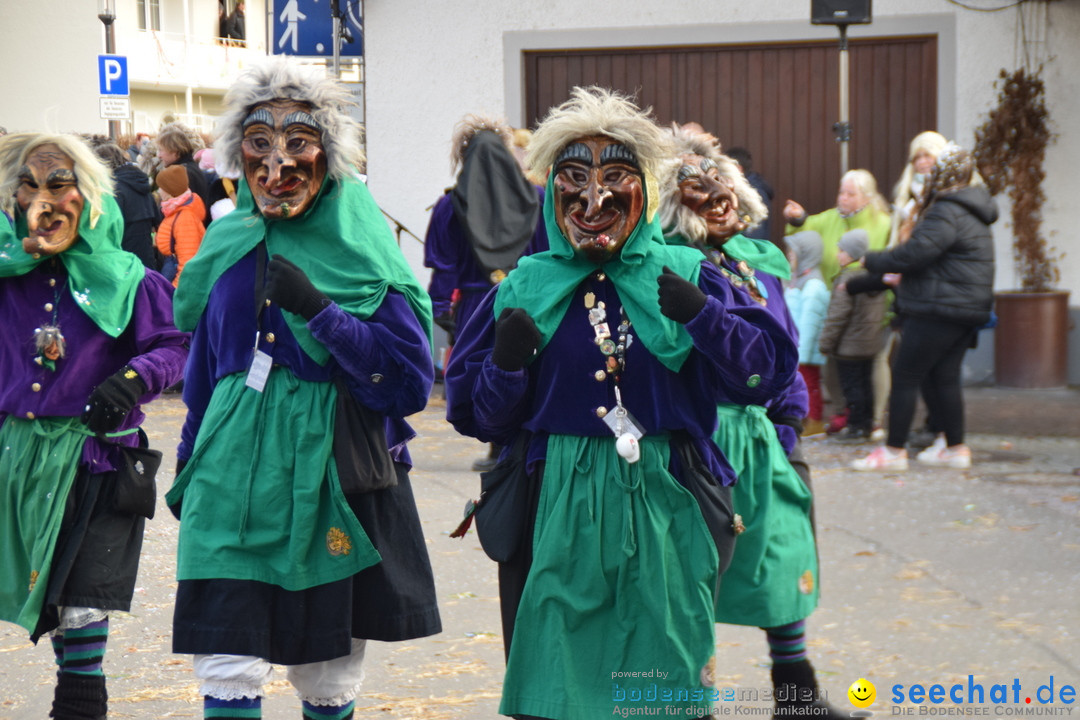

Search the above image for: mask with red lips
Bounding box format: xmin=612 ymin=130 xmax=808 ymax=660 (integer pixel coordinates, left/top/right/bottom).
xmin=552 ymin=135 xmax=644 ymax=263
xmin=241 ymin=99 xmax=327 ymax=219
xmin=16 ymin=143 xmax=85 ymax=257
xmin=676 ymin=153 xmax=744 ymax=248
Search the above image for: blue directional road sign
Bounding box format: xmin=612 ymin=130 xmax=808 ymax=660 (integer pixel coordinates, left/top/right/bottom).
xmin=98 ymin=55 xmax=129 ymax=96
xmin=273 ymin=0 xmax=363 ymax=57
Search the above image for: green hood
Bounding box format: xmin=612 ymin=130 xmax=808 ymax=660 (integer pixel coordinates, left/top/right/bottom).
xmin=495 ymin=172 xmax=704 ymax=372
xmin=173 ymin=174 xmax=432 ymax=365
xmin=0 ymin=195 xmax=144 ymax=337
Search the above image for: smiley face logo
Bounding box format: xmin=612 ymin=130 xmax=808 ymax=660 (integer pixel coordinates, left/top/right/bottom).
xmin=848 ymin=678 xmax=876 ymax=708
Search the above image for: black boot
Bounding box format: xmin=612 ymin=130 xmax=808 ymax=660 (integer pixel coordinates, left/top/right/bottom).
xmin=50 ymin=673 xmax=107 ymax=720
xmin=771 ymin=660 xmax=845 ymax=719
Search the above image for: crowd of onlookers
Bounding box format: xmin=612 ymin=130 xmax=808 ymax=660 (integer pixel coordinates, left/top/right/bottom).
xmin=82 ymin=124 xmax=239 ymax=290
xmin=778 ymin=130 xmax=996 ymax=472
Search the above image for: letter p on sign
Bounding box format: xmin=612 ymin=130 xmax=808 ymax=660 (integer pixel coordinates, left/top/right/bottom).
xmin=98 ymin=55 xmax=129 ymax=96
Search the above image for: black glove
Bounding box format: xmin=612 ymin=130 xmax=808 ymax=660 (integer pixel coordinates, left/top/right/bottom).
xmin=168 ymin=458 xmax=188 ymax=521
xmin=658 ymin=266 xmax=707 ymax=324
xmin=266 ymin=254 xmax=331 ymax=321
xmin=81 ymin=366 xmax=147 ymax=433
xmin=433 ymin=311 xmax=456 ymax=335
xmin=491 ymin=307 xmax=540 ymax=371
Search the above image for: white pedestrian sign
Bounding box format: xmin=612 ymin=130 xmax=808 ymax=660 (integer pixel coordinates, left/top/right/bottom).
xmin=277 ymin=0 xmax=307 ymax=53
xmin=272 ymin=0 xmax=363 ymax=57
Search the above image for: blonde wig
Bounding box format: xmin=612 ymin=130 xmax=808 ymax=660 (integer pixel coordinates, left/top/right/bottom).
xmin=0 ymin=132 xmax=114 ymax=227
xmin=449 ymin=114 xmax=513 ymax=175
xmin=527 ymin=86 xmax=672 ymax=188
xmin=214 ymin=56 xmax=365 ymax=181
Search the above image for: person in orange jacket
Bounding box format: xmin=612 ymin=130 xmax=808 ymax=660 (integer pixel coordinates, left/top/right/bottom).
xmin=154 ymin=164 xmax=206 ymax=287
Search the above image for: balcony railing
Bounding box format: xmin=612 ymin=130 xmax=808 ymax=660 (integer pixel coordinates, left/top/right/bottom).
xmin=124 ymin=29 xmax=266 ymax=93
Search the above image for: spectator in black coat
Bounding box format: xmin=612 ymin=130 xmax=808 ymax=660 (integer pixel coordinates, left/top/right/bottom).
xmin=852 ymin=143 xmax=996 ymax=472
xmin=92 ymin=142 xmax=162 ymax=269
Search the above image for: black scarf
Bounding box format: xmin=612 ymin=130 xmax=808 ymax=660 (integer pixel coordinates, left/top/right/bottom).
xmin=450 ymin=130 xmax=540 ymax=274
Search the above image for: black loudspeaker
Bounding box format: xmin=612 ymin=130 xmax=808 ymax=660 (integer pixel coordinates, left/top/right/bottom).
xmin=811 ymin=0 xmax=872 ymax=25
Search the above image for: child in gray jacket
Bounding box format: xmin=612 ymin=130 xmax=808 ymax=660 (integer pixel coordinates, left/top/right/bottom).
xmin=819 ymin=229 xmax=887 ymax=442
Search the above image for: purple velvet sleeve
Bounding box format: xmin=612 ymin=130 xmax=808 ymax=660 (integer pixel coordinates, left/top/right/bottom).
xmin=422 ymin=195 xmax=461 ymax=318
xmin=685 ymin=262 xmax=799 ymax=406
xmin=178 ymin=252 xmax=432 ymax=464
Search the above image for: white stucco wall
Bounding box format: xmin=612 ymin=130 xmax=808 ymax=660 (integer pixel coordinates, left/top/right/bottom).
xmin=0 ymin=3 xmax=105 ymax=136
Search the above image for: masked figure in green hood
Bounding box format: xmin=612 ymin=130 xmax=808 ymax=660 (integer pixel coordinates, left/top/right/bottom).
xmin=166 ymin=57 xmax=440 ymax=720
xmin=0 ymin=131 xmax=188 ymax=720
xmin=445 ymin=87 xmax=799 ymax=720
xmin=660 ymin=124 xmax=844 ymax=720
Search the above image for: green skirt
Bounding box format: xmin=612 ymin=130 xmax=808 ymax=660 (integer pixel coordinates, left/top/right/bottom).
xmin=0 ymin=418 xmax=87 ymax=632
xmin=713 ymin=404 xmax=818 ymax=628
xmin=500 ymin=434 xmax=719 ymax=720
xmin=167 ymin=370 xmax=380 ymax=590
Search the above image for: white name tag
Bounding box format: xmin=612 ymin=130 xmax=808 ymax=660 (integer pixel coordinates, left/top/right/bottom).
xmin=245 ymin=349 xmax=273 ymax=392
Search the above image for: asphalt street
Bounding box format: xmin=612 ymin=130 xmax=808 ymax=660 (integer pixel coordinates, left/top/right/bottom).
xmin=2 ymin=390 xmax=1078 ymax=719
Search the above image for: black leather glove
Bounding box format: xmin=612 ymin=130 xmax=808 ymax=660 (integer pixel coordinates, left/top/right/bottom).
xmin=491 ymin=307 xmax=540 ymax=371
xmin=81 ymin=366 xmax=147 ymax=433
xmin=433 ymin=311 xmax=456 ymax=335
xmin=266 ymin=254 xmax=331 ymax=321
xmin=168 ymin=458 xmax=188 ymax=521
xmin=658 ymin=266 xmax=707 ymax=324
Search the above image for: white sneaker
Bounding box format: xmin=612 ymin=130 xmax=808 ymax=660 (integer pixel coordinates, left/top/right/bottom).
xmin=869 ymin=427 xmax=886 ymax=442
xmin=915 ymin=435 xmax=947 ymax=463
xmin=917 ymin=444 xmax=972 ymax=469
xmin=852 ymin=446 xmax=908 ymax=471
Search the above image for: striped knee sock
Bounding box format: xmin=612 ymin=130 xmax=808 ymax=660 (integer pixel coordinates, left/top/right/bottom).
xmin=51 ymin=633 xmax=65 ymax=668
xmin=765 ymin=620 xmax=808 ymax=664
xmin=61 ymin=619 xmax=109 ymax=676
xmin=302 ymin=699 xmax=355 ymax=720
xmin=204 ymin=696 xmax=262 ymax=718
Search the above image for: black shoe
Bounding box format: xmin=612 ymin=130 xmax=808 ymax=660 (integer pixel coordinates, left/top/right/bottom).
xmin=834 ymin=427 xmax=871 ymax=444
xmin=772 ymin=660 xmax=846 ymax=720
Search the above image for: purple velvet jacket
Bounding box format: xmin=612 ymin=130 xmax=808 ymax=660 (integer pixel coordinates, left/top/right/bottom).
xmin=445 ymin=260 xmax=799 ymax=485
xmin=0 ymin=263 xmax=189 ymax=471
xmin=423 ymin=188 xmax=549 ymax=333
xmin=178 ymin=250 xmax=433 ymax=466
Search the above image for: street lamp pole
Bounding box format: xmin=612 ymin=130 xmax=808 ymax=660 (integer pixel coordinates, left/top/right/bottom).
xmin=98 ymin=0 xmax=119 ymax=141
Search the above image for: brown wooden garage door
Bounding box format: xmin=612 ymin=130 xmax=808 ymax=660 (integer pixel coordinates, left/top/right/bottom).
xmin=524 ymin=35 xmax=937 ymax=244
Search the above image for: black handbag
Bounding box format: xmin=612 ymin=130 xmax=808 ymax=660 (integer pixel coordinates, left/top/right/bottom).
xmin=332 ymin=376 xmax=398 ymax=494
xmin=672 ymin=433 xmax=737 ymax=576
xmin=472 ymin=431 xmax=535 ymax=564
xmin=113 ymin=428 xmax=163 ymax=519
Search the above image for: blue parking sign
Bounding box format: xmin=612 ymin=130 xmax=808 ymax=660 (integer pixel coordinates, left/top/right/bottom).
xmin=98 ymin=55 xmax=129 ymax=96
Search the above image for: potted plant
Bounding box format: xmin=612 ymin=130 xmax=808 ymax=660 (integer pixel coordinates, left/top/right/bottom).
xmin=973 ymin=67 xmax=1069 ymax=388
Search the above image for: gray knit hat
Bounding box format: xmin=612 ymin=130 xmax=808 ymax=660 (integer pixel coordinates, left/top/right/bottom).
xmin=837 ymin=228 xmax=869 ymax=261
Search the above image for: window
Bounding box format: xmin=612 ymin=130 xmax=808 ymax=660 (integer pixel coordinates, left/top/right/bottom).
xmin=137 ymin=0 xmax=161 ymax=31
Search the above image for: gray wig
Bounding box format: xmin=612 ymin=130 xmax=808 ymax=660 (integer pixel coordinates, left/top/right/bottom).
xmin=659 ymin=123 xmax=768 ymax=244
xmin=214 ymin=57 xmax=364 ymax=181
